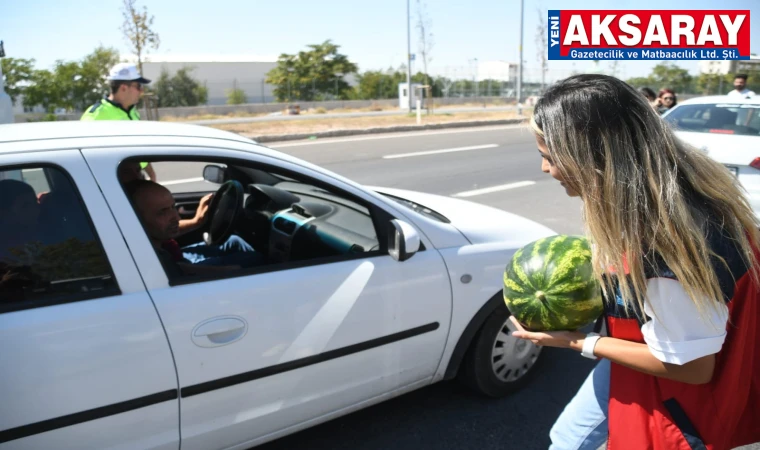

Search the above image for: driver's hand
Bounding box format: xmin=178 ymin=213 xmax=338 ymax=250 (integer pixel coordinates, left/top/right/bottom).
xmin=194 ymin=194 xmax=214 ymax=225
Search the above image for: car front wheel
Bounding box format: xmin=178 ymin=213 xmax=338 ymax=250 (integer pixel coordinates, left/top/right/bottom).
xmin=459 ymin=305 xmax=543 ymax=398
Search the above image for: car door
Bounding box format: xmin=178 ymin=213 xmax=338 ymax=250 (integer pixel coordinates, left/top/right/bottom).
xmin=83 ymin=142 xmax=453 ymax=450
xmin=0 ymin=150 xmax=179 ymax=450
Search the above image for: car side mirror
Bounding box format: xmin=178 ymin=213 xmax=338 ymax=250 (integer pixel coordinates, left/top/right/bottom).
xmin=388 ymin=219 xmax=420 ymax=262
xmin=203 ymin=165 xmax=226 ymax=184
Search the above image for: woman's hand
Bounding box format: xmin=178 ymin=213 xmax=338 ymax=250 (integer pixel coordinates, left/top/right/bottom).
xmin=509 ymin=316 xmax=586 ymax=352
xmin=509 ymin=317 xmax=716 ymax=384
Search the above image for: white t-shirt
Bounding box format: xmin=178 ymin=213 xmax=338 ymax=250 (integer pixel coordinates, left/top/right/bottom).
xmin=727 ymin=89 xmax=756 ymax=98
xmin=640 ymin=278 xmax=728 ymax=365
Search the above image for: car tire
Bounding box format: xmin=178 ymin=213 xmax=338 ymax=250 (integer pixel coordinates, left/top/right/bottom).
xmin=459 ymin=305 xmax=543 ymax=398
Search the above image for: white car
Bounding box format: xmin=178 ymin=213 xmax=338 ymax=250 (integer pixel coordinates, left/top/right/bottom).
xmin=663 ymin=95 xmax=760 ymax=218
xmin=0 ymin=121 xmax=555 ymax=450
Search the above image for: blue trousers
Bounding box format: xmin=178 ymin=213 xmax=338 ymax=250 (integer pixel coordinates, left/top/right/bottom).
xmin=182 ymin=235 xmax=264 ymax=268
xmin=549 ymin=358 xmax=610 ymax=450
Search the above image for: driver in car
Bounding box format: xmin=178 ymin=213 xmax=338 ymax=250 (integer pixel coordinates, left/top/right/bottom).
xmin=120 ymin=162 xmax=263 ymax=269
xmin=124 ymin=179 xmax=263 ymax=277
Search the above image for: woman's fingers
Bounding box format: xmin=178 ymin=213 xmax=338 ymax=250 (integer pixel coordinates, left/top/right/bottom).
xmin=508 ymin=315 xmax=526 ymax=333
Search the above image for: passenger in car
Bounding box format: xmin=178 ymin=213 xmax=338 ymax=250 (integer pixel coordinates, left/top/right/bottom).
xmin=124 ymin=180 xmax=263 ymax=277
xmin=0 ymin=179 xmax=42 ymax=261
xmin=0 ymin=180 xmax=47 ymax=297
xmin=37 ymin=169 xmax=95 ymax=243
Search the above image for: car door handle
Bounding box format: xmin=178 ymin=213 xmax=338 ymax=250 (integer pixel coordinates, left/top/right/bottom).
xmin=191 ymin=316 xmax=248 ymax=348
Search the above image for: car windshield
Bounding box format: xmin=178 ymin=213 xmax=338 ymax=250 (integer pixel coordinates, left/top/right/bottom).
xmin=380 ymin=193 xmax=450 ymax=223
xmin=664 ymin=103 xmax=760 ymax=136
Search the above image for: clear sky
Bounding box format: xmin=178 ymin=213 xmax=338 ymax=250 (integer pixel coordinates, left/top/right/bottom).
xmin=2 ymin=0 xmax=758 ymax=81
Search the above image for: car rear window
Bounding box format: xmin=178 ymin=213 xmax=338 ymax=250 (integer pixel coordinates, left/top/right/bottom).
xmin=664 ymin=103 xmax=760 ymax=136
xmin=0 ymin=165 xmax=119 ymax=313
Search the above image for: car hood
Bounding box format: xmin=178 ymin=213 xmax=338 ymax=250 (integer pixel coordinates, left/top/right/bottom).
xmin=370 ymin=186 xmax=556 ymax=245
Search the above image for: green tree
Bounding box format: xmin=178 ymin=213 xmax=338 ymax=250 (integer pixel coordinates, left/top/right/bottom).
xmin=353 ymin=69 xmax=400 ymax=100
xmin=226 ymin=80 xmax=247 ymax=105
xmin=648 ymin=62 xmax=693 ymax=94
xmin=1 ymin=57 xmax=35 ymax=104
xmin=625 ymin=76 xmax=655 ymax=89
xmin=352 ymin=67 xmax=442 ymax=101
xmin=696 ymin=72 xmax=733 ymax=95
xmin=153 ymin=67 xmax=208 ymax=107
xmin=79 ymin=46 xmax=121 ymax=104
xmin=19 ymin=47 xmax=120 ymax=112
xmin=265 ymin=40 xmax=358 ymax=102
xmin=120 ymin=0 xmax=160 ymax=75
xmin=22 ymin=69 xmax=60 ymax=113
xmin=50 ymin=60 xmax=84 ymax=111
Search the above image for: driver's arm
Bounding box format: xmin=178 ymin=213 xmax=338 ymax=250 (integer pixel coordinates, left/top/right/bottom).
xmin=178 ymin=194 xmax=213 ymax=236
xmin=144 ymin=163 xmax=157 ymax=182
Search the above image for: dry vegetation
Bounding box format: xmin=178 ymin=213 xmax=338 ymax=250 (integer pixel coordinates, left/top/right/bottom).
xmin=209 ymin=110 xmax=526 ymax=137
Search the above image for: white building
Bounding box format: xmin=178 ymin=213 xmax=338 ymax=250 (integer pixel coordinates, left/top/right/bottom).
xmin=132 ymin=54 xmax=279 ymax=105
xmin=130 ymin=54 xmax=360 ymax=105
xmin=398 ymin=82 xmax=424 ymax=109
xmin=699 ymin=57 xmax=760 ymax=75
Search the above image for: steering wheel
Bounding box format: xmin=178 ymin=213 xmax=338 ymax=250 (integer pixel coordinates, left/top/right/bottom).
xmin=203 ymin=180 xmax=244 ymax=246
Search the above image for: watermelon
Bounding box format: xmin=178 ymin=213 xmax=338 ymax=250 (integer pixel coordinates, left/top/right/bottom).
xmin=503 ymin=235 xmax=603 ymax=331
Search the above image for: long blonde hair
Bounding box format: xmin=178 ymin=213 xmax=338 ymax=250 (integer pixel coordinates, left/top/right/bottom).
xmin=530 ymin=74 xmax=760 ymax=317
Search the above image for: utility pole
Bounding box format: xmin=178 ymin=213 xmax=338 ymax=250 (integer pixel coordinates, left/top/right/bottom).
xmin=517 ymin=0 xmax=524 ymax=113
xmin=406 ymin=0 xmax=412 ymax=112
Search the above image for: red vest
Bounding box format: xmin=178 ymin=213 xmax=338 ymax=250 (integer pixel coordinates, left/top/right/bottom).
xmin=603 ymin=241 xmax=760 ymax=449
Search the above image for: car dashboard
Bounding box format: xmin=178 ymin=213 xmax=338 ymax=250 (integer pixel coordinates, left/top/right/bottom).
xmin=243 ymin=181 xmax=380 ymax=264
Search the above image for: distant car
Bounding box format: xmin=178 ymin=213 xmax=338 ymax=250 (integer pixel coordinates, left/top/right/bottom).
xmin=0 ymin=121 xmax=555 ymax=450
xmin=663 ymin=95 xmax=760 ymax=219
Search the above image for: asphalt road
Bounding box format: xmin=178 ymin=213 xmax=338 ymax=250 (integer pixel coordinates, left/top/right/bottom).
xmin=153 ymin=126 xmax=755 ymax=450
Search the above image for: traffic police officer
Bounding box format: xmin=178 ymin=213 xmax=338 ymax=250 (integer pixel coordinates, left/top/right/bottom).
xmin=82 ymin=62 xmax=156 ymax=180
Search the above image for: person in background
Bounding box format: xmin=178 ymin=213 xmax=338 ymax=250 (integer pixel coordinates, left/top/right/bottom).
xmin=638 ymin=87 xmax=658 ymax=110
xmin=727 ymin=74 xmax=755 ymax=98
xmin=81 ymin=63 xmax=157 ymax=181
xmin=656 ymin=88 xmax=677 ymax=114
xmin=0 ymin=179 xmax=41 ymax=257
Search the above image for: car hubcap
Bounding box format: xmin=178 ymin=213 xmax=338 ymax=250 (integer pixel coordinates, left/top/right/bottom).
xmin=491 ymin=316 xmax=542 ymax=382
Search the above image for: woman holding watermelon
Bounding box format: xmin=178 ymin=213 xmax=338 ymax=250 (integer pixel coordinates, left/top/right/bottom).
xmin=511 ymin=74 xmax=760 ymax=450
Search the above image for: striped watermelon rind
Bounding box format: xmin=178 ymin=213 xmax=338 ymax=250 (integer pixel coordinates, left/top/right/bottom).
xmin=503 ymin=235 xmax=603 ymax=331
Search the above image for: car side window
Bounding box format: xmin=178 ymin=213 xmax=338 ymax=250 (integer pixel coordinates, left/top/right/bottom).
xmin=119 ymin=159 xmax=388 ymax=284
xmin=0 ymin=165 xmax=119 ymax=312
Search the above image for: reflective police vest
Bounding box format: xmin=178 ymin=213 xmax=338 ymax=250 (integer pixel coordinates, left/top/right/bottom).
xmin=81 ymin=98 xmax=147 ymax=169
xmin=80 ymin=98 xmax=140 ymax=121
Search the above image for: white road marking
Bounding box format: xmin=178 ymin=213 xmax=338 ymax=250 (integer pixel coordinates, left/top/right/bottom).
xmin=383 ymin=144 xmax=499 ymax=159
xmin=453 ymin=181 xmax=536 ymax=198
xmin=160 ymin=177 xmax=205 ymax=186
xmin=267 ymin=124 xmax=525 ymax=148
